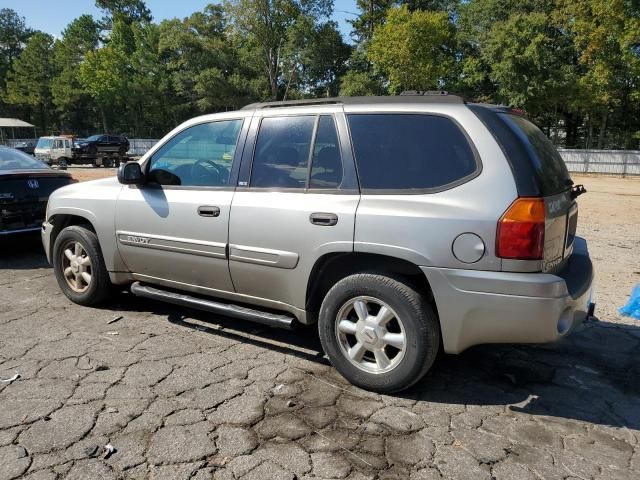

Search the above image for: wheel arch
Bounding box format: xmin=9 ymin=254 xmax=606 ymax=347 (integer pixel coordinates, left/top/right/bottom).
xmin=48 ymin=211 xmax=95 ymax=248
xmin=306 ymin=252 xmax=438 ymax=319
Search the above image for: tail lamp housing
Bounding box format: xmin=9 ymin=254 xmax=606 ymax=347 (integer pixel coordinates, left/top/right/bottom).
xmin=496 ymin=197 xmax=545 ymax=260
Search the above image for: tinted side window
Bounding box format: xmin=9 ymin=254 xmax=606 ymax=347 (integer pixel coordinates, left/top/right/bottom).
xmin=148 ymin=120 xmax=242 ymax=187
xmin=310 ymin=116 xmax=343 ymax=189
xmin=250 ymin=116 xmax=315 ymax=188
xmin=347 ymin=114 xmax=477 ymax=190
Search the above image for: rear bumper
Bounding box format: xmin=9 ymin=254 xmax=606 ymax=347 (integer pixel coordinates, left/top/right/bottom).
xmin=422 ymin=237 xmax=594 ymax=354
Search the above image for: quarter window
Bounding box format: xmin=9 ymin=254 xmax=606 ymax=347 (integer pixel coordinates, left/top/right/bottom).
xmin=250 ymin=116 xmax=315 ymax=189
xmin=148 ymin=120 xmax=242 ymax=187
xmin=347 ymin=114 xmax=478 ymax=190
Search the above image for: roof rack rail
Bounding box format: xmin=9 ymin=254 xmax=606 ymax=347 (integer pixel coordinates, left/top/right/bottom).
xmin=400 ymin=90 xmax=449 ymax=96
xmin=241 ymin=99 xmax=343 ymax=110
xmin=242 ymin=93 xmax=464 ymax=110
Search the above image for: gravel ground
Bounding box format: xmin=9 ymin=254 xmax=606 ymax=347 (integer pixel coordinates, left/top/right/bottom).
xmin=0 ymin=174 xmax=638 ymax=480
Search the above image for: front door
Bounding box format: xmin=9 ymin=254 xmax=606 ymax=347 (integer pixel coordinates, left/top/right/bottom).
xmin=115 ymin=118 xmax=245 ymax=293
xmin=228 ymin=112 xmax=359 ymax=309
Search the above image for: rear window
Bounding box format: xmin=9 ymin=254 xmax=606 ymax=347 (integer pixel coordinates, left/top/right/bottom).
xmin=347 ymin=114 xmax=478 ymax=191
xmin=0 ymin=148 xmax=49 ymax=170
xmin=499 ymin=113 xmax=572 ymax=195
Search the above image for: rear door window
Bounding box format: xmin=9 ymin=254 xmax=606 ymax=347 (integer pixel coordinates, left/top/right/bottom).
xmin=250 ymin=116 xmax=315 ymax=189
xmin=347 ymin=114 xmax=478 ymax=191
xmin=499 ymin=113 xmax=572 ymax=195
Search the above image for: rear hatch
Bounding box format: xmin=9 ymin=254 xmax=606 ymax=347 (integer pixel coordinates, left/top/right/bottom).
xmin=470 ymin=105 xmax=578 ymax=272
xmin=0 ymin=171 xmax=72 ymax=232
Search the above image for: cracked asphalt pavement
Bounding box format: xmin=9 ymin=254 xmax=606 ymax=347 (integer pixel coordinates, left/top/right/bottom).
xmin=1 ymin=176 xmax=639 ymax=480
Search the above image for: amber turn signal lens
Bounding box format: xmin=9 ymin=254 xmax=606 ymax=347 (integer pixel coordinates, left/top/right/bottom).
xmin=496 ymin=197 xmax=545 ymax=260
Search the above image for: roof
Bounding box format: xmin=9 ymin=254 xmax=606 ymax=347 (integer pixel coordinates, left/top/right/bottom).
xmin=0 ymin=118 xmax=35 ymax=128
xmin=241 ymin=92 xmax=465 ymax=110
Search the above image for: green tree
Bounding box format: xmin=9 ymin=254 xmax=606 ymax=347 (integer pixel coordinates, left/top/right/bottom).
xmin=480 ymin=12 xmax=577 ymax=139
xmin=368 ymin=5 xmax=455 ymax=92
xmin=51 ymin=15 xmax=101 ymax=134
xmin=78 ymin=19 xmax=132 ymax=131
xmin=556 ymin=0 xmax=640 ymax=148
xmin=283 ymin=18 xmax=350 ymax=97
xmin=4 ymin=32 xmax=57 ymax=131
xmin=223 ymin=0 xmax=332 ymax=100
xmin=95 ymin=0 xmax=152 ymax=26
xmin=349 ymin=0 xmax=394 ymax=44
xmin=158 ymin=5 xmax=258 ymax=119
xmin=0 ymin=8 xmax=33 ymax=88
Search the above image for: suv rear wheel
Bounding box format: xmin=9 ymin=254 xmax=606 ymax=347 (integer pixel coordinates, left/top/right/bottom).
xmin=53 ymin=226 xmax=112 ymax=306
xmin=318 ymin=273 xmax=440 ymax=393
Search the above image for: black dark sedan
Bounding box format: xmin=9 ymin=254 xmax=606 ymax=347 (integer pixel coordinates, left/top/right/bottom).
xmin=0 ymin=146 xmax=75 ymax=235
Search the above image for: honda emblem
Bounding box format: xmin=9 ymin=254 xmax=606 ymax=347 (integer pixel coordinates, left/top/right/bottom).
xmin=27 ymin=179 xmax=39 ymax=189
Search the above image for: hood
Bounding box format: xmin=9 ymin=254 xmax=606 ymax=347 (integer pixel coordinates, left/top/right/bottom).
xmin=48 ymin=174 xmax=121 ymax=201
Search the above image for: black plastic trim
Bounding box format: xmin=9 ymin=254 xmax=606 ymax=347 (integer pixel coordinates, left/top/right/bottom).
xmin=556 ymin=237 xmax=593 ymax=300
xmin=468 ymin=104 xmax=541 ymax=197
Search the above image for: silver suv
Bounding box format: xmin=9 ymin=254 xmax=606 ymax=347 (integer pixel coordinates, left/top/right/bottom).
xmin=42 ymin=93 xmax=594 ymax=392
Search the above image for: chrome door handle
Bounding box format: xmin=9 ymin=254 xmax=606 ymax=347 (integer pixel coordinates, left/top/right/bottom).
xmin=310 ymin=212 xmax=338 ymax=226
xmin=197 ymin=206 xmax=220 ymax=217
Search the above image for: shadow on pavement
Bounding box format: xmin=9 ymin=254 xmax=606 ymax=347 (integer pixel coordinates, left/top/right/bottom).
xmin=3 ymin=240 xmax=640 ymax=431
xmin=105 ymin=288 xmax=640 ymax=430
xmin=0 ymin=233 xmax=49 ymax=270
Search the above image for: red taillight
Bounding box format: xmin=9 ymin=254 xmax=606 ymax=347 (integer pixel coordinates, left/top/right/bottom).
xmin=496 ymin=198 xmax=545 ymax=260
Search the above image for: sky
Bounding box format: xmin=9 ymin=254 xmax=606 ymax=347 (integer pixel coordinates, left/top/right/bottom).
xmin=2 ymin=0 xmax=360 ymax=40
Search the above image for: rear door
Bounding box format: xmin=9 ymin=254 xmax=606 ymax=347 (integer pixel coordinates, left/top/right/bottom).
xmin=228 ymin=109 xmax=359 ymax=309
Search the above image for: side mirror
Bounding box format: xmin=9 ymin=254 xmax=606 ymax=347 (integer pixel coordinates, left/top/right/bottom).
xmin=118 ymin=162 xmax=144 ymax=185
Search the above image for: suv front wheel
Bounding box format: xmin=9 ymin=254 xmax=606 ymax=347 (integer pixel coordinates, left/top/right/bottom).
xmin=318 ymin=273 xmax=440 ymax=393
xmin=53 ymin=225 xmax=112 ymax=306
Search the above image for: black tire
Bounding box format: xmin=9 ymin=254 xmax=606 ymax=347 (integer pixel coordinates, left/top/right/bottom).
xmin=318 ymin=273 xmax=440 ymax=393
xmin=52 ymin=225 xmax=112 ymax=306
xmin=58 ymin=158 xmax=68 ymax=170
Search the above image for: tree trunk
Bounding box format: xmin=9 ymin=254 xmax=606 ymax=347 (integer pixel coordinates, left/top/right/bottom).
xmin=597 ymin=110 xmax=608 ymax=149
xmin=101 ymin=107 xmax=109 ymax=133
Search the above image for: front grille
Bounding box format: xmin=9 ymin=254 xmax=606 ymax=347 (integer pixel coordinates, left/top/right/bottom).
xmin=0 ymin=201 xmax=46 ymax=231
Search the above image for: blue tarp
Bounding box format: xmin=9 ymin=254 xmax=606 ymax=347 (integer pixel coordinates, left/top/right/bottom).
xmin=619 ymin=284 xmax=640 ymax=320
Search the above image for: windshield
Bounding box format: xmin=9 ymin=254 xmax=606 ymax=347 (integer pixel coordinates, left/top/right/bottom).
xmin=85 ymin=135 xmax=101 ymax=141
xmin=0 ymin=148 xmax=50 ymax=171
xmin=500 ymin=113 xmax=572 ymax=195
xmin=36 ymin=138 xmax=53 ymax=149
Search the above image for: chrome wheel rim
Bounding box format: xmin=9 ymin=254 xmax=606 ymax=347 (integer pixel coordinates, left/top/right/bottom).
xmin=61 ymin=241 xmax=92 ymax=293
xmin=335 ymin=296 xmax=406 ymax=374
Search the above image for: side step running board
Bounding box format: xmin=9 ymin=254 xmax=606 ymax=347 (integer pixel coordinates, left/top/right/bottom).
xmin=130 ymin=282 xmax=296 ymax=330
